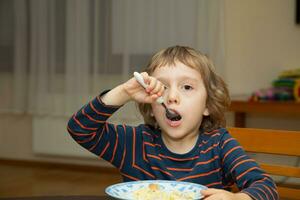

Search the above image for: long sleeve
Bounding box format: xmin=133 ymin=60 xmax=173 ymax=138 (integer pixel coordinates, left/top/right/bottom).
xmin=220 ymin=130 xmax=278 ymax=200
xmin=67 ymin=95 xmax=128 ymax=168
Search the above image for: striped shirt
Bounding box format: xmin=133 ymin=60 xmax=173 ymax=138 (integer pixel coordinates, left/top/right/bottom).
xmin=67 ymin=95 xmax=278 ymax=200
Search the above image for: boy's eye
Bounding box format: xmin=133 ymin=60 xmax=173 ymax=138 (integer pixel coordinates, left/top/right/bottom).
xmin=183 ymin=85 xmax=193 ymax=90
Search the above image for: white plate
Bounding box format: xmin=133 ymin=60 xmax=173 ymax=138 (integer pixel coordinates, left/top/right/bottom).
xmin=105 ymin=180 xmax=207 ymax=200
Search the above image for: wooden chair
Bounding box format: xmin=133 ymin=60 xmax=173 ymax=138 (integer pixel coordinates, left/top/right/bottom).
xmin=228 ymin=127 xmax=300 ymax=200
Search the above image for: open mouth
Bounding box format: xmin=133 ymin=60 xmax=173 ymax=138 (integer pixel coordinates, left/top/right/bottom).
xmin=166 ymin=109 xmax=182 ymax=121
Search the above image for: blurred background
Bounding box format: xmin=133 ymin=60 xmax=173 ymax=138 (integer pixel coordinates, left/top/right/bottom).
xmin=0 ymin=0 xmax=300 ymax=197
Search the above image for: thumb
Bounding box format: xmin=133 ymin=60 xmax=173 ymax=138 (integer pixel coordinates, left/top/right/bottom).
xmin=201 ymin=188 xmax=222 ymax=196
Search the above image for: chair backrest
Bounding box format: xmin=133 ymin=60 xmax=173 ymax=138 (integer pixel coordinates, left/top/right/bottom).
xmin=228 ymin=127 xmax=300 ymax=200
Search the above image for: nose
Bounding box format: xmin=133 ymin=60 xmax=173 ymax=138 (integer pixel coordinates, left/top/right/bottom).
xmin=166 ymin=87 xmax=179 ymax=105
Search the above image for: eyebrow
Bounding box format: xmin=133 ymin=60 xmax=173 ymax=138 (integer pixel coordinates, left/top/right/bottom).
xmin=156 ymin=76 xmax=200 ymax=83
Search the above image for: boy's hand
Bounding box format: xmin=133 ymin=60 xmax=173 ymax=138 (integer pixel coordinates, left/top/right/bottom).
xmin=201 ymin=188 xmax=252 ymax=200
xmin=122 ymin=72 xmax=164 ymax=104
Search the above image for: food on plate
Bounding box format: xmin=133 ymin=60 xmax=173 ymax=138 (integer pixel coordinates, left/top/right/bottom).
xmin=132 ymin=183 xmax=196 ymax=200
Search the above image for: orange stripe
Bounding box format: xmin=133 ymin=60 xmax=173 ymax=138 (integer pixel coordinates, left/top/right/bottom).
xmin=143 ymin=131 xmax=153 ymax=137
xmin=99 ymin=142 xmax=110 ymax=158
xmin=67 ymin=126 xmax=95 ymax=136
xmin=257 ymin=193 xmax=264 ymax=200
xmin=195 ymin=155 xmax=219 ymax=166
xmin=210 ymin=133 xmax=221 ymax=138
xmin=159 ymin=154 xmax=199 ymax=161
xmin=236 ymin=166 xmax=259 ymax=180
xmin=252 ymin=188 xmax=266 ymax=200
xmin=222 ymin=146 xmax=242 ymax=163
xmin=198 ymin=140 xmax=208 ymax=148
xmin=261 ymin=173 xmax=272 ymax=179
xmin=133 ymin=164 xmax=155 ymax=179
xmin=120 ymin=172 xmax=140 ymax=181
xmin=249 ymin=177 xmax=267 ymax=188
xmin=96 ymin=96 xmax=120 ymax=109
xmin=242 ymin=180 xmax=247 ymax=189
xmin=132 ymin=127 xmax=155 ymax=179
xmin=119 ymin=124 xmax=127 ymax=170
xmin=144 ymin=142 xmax=161 ymax=147
xmin=77 ymin=133 xmax=96 ymax=144
xmin=203 ymin=129 xmax=220 ymax=135
xmin=166 ymin=167 xmax=192 ymax=172
xmin=242 ymin=191 xmax=259 ymax=200
xmin=89 ymin=101 xmax=111 ymax=116
xmin=200 ymin=143 xmax=219 ymax=154
xmin=142 ymin=131 xmax=159 ymax=139
xmin=132 ymin=127 xmax=136 ymax=164
xmin=230 ymin=159 xmax=255 ymax=173
xmin=178 ymin=168 xmax=220 ymax=181
xmin=110 ymin=124 xmax=118 ymax=163
xmin=221 ymin=138 xmax=235 ymax=149
xmin=151 ymin=166 xmax=173 ymax=177
xmin=142 ymin=143 xmax=149 ymax=163
xmin=89 ymin=127 xmax=105 ymax=151
xmin=266 ymin=181 xmax=279 ymax=199
xmin=205 ymin=181 xmax=222 ymax=187
xmin=147 ymin=154 xmax=162 ymax=160
xmin=72 ymin=115 xmax=98 ymax=131
xmin=144 ymin=142 xmax=155 ymax=147
xmin=82 ymin=108 xmax=105 ymax=123
xmin=230 ymin=154 xmax=247 ymax=169
xmin=255 ymin=187 xmax=270 ymax=200
xmin=198 ymin=133 xmax=220 ymax=147
xmin=251 ymin=178 xmax=278 ymax=200
xmin=261 ymin=184 xmax=276 ymax=200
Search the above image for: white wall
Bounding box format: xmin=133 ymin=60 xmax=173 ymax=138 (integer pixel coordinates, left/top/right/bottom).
xmin=225 ymin=0 xmax=300 ymax=95
xmin=0 ymin=0 xmax=300 ymax=165
xmin=224 ymin=0 xmax=300 ymax=131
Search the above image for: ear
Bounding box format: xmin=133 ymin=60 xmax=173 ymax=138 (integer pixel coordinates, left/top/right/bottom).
xmin=203 ymin=107 xmax=209 ymax=116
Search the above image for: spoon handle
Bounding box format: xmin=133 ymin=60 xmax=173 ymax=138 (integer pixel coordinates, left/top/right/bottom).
xmin=133 ymin=72 xmax=147 ymax=88
xmin=133 ymin=72 xmax=164 ymax=104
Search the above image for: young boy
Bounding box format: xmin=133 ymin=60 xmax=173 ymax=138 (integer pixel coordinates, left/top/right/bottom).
xmin=67 ymin=46 xmax=278 ymax=199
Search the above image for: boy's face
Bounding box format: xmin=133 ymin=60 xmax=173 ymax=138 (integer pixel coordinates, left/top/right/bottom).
xmin=151 ymin=61 xmax=209 ymax=142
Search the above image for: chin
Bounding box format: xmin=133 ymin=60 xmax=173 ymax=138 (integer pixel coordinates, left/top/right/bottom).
xmin=162 ymin=128 xmax=188 ymax=139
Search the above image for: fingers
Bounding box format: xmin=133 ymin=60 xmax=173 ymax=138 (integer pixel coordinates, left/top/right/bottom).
xmin=140 ymin=72 xmax=164 ymax=97
xmin=201 ymin=188 xmax=233 ymax=200
xmin=149 ymin=79 xmax=164 ymax=96
xmin=201 ymin=188 xmax=223 ymax=196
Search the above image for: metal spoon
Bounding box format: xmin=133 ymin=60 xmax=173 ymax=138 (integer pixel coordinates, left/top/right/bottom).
xmin=133 ymin=72 xmax=182 ymax=121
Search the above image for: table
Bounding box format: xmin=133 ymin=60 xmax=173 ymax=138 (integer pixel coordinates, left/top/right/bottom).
xmin=0 ymin=195 xmax=292 ymax=200
xmin=229 ymin=99 xmax=300 ymax=127
xmin=0 ymin=196 xmax=115 ymax=200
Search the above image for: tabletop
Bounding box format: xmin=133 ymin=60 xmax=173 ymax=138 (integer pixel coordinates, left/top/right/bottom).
xmin=228 ymin=98 xmax=300 ymax=127
xmin=0 ymin=195 xmax=293 ymax=200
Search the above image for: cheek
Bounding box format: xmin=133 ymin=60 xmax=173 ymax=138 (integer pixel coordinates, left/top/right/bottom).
xmin=151 ymin=103 xmax=164 ymax=116
xmin=184 ymin=95 xmax=207 ymax=113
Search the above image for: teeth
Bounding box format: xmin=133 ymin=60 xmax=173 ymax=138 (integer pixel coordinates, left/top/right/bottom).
xmin=170 ymin=114 xmax=182 ymax=121
xmin=171 ymin=116 xmax=181 ymax=121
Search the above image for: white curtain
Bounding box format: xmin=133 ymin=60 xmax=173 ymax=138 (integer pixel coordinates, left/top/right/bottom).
xmin=6 ymin=0 xmax=225 ymax=119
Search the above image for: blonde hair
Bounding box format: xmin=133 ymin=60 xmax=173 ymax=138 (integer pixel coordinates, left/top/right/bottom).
xmin=138 ymin=46 xmax=230 ymax=132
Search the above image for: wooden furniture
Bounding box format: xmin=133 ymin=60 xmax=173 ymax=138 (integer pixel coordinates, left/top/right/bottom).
xmin=228 ymin=127 xmax=300 ymax=200
xmin=0 ymin=159 xmax=121 ymax=198
xmin=229 ymin=99 xmax=300 ymax=127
